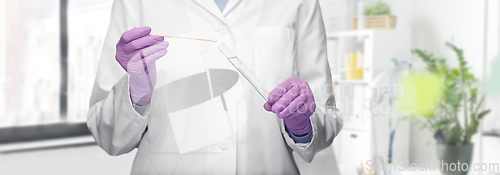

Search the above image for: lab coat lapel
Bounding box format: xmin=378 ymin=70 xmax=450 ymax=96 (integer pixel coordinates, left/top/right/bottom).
xmin=192 ymin=0 xmax=227 ymax=24
xmin=222 ymin=0 xmax=242 ymax=16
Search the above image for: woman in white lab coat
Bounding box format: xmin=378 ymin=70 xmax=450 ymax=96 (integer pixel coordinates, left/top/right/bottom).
xmin=87 ymin=0 xmax=343 ymax=174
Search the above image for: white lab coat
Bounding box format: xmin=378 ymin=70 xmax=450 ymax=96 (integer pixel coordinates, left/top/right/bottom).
xmin=87 ymin=0 xmax=343 ymax=174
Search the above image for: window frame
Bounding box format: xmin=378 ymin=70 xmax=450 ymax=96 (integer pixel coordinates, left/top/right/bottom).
xmin=60 ymin=0 xmax=68 ymax=120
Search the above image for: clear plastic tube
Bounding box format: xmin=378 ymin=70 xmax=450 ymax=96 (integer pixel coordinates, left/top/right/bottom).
xmin=217 ymin=43 xmax=269 ymax=102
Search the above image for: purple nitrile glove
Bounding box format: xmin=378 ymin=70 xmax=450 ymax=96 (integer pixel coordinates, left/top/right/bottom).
xmin=115 ymin=26 xmax=169 ymax=105
xmin=264 ymin=77 xmax=316 ymax=136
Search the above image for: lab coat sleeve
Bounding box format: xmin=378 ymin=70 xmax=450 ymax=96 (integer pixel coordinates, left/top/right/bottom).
xmin=86 ymin=0 xmax=149 ymax=156
xmin=280 ymin=0 xmax=344 ymax=163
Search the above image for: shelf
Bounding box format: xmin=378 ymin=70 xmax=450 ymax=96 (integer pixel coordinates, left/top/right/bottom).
xmin=334 ymin=80 xmax=369 ymax=84
xmin=326 ymin=30 xmax=373 ymax=38
xmin=326 ymin=29 xmax=406 ymax=39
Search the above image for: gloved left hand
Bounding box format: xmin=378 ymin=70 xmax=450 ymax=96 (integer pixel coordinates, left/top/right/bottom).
xmin=115 ymin=26 xmax=169 ymax=106
xmin=264 ymin=77 xmax=316 ymax=136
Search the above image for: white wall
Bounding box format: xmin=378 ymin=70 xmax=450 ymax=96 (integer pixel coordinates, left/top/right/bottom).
xmin=411 ymin=0 xmax=486 ymax=74
xmin=0 ymin=0 xmax=5 ymax=124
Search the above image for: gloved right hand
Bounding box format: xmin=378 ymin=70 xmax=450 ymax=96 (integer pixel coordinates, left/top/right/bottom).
xmin=115 ymin=26 xmax=169 ymax=106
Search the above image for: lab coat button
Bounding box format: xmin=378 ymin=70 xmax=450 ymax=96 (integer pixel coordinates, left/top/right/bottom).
xmin=218 ymin=141 xmax=230 ymax=150
xmin=219 ymin=26 xmax=228 ymax=34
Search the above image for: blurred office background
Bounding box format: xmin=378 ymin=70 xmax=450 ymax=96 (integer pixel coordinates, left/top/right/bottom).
xmin=0 ymin=0 xmax=499 ymax=174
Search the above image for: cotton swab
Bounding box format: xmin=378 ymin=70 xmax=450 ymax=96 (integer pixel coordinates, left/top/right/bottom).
xmin=149 ymin=34 xmax=217 ymax=42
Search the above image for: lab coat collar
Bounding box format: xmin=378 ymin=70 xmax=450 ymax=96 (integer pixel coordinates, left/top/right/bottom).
xmin=192 ymin=0 xmax=243 ymax=24
xmin=222 ymin=0 xmax=242 ymax=16
xmin=192 ymin=0 xmax=228 ymax=24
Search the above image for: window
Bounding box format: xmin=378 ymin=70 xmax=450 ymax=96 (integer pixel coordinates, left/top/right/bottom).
xmin=0 ymin=0 xmax=113 ymax=143
xmin=484 ymin=0 xmax=500 ymax=134
xmin=1 ymin=0 xmax=60 ymax=127
xmin=67 ymin=0 xmax=113 ymax=122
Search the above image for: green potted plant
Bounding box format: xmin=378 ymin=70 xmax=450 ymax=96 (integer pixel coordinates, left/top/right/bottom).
xmin=364 ymin=2 xmax=391 ymax=16
xmin=353 ymin=2 xmax=396 ymax=30
xmin=411 ymin=43 xmax=491 ymax=175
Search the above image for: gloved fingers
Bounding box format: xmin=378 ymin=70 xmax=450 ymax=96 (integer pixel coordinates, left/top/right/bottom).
xmin=280 ymin=85 xmax=316 ymax=118
xmin=117 ymin=61 xmax=130 ymax=71
xmin=129 ymin=41 xmax=169 ymax=62
xmin=263 ymin=102 xmax=273 ymax=112
xmin=304 ymin=99 xmax=316 ymax=116
xmin=268 ymin=78 xmax=298 ymax=103
xmin=144 ymin=41 xmax=169 ymax=57
xmin=115 ymin=45 xmax=140 ymax=72
xmin=267 ymin=87 xmax=285 ymax=104
xmin=302 ymin=85 xmax=316 ymax=116
xmin=126 ymin=49 xmax=166 ymax=77
xmin=278 ymin=93 xmax=307 ymax=118
xmin=142 ymin=49 xmax=168 ymax=65
xmin=271 ymin=85 xmax=300 ymax=113
xmin=121 ymin=35 xmax=164 ymax=54
xmin=297 ymin=97 xmax=316 ymax=117
xmin=119 ymin=26 xmax=152 ymax=44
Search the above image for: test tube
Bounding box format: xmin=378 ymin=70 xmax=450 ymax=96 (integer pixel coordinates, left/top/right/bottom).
xmin=217 ymin=43 xmax=269 ymax=102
